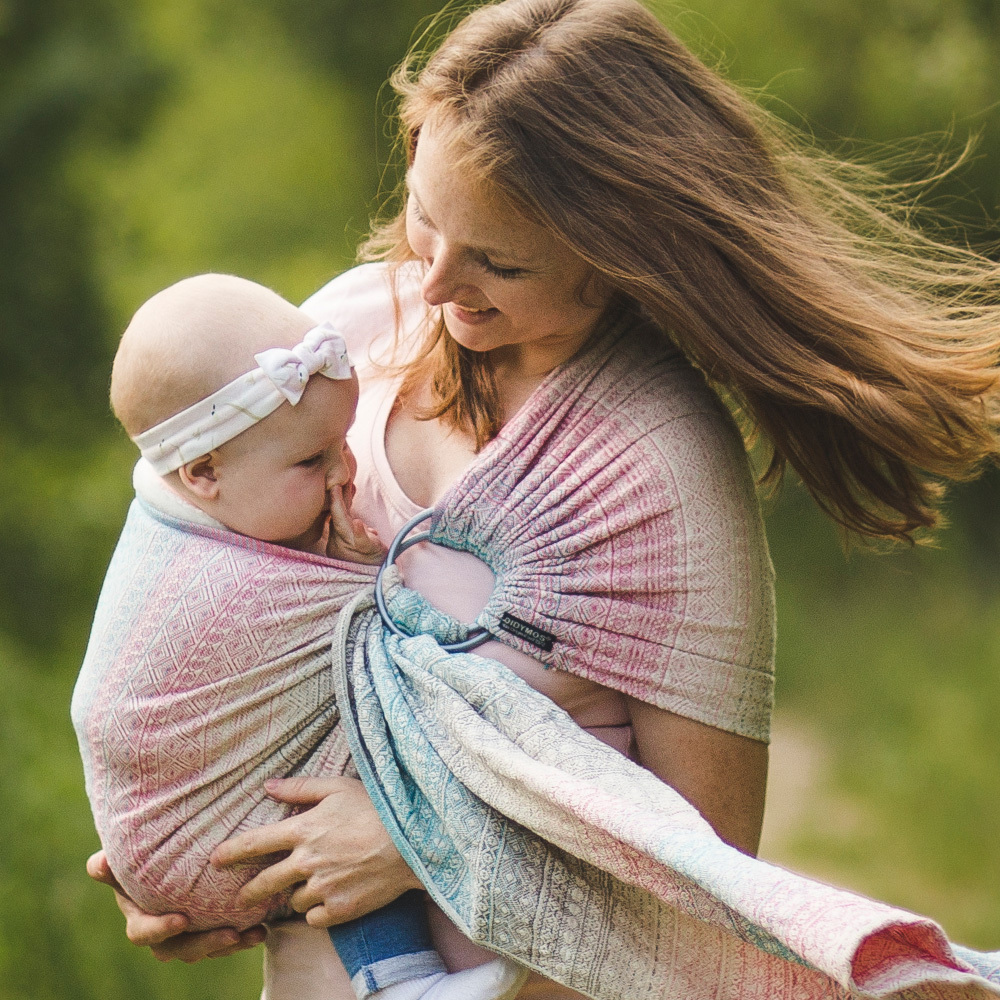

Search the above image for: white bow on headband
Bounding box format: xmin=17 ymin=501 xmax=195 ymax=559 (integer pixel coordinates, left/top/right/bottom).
xmin=133 ymin=322 xmax=353 ymax=476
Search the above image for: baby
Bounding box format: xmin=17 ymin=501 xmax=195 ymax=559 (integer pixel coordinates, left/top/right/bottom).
xmin=111 ymin=273 xmax=381 ymax=564
xmin=72 ymin=275 xmax=523 ymax=1000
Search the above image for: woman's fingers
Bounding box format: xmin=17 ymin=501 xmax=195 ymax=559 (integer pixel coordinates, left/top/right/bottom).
xmin=202 ymin=926 xmax=268 ymax=960
xmin=235 ymin=856 xmax=306 ymax=907
xmin=85 ymin=846 xmax=265 ymax=962
xmin=86 ymin=850 xmax=123 ymax=891
xmin=305 ymin=903 xmax=336 ymax=928
xmin=212 ymin=778 xmax=361 ymax=867
xmin=263 ymin=775 xmax=355 ymax=806
xmin=149 ymin=927 xmax=264 ymax=964
xmin=211 ymin=816 xmax=300 ymax=867
xmin=292 ymin=890 xmax=368 ymax=926
xmin=226 ymin=779 xmax=419 ymax=924
xmin=288 ymin=881 xmax=324 ymax=914
xmin=122 ymin=903 xmax=191 ymax=946
xmin=86 ymin=850 xmax=192 ymax=943
xmin=304 ymin=900 xmax=364 ymax=928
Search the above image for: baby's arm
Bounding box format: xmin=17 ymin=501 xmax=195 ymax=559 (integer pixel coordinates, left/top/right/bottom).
xmin=325 ymin=485 xmax=386 ymax=565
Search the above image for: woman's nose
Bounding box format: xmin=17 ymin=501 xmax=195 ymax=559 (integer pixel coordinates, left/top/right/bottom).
xmin=420 ymin=245 xmax=472 ymax=307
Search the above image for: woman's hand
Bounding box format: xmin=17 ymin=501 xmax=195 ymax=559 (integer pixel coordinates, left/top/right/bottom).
xmin=211 ymin=776 xmax=421 ymax=927
xmin=85 ymin=851 xmax=266 ymax=962
xmin=326 ymin=486 xmax=386 ymax=565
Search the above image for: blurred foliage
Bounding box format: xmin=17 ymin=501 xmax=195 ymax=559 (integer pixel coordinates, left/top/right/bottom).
xmin=1 ymin=0 xmax=999 ymax=995
xmin=0 ymin=0 xmax=165 ymax=655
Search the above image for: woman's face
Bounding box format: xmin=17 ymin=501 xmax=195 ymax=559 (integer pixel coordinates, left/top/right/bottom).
xmin=406 ymin=125 xmax=610 ymax=367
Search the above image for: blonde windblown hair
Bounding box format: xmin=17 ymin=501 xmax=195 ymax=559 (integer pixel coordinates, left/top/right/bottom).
xmin=365 ymin=0 xmax=1000 ymax=542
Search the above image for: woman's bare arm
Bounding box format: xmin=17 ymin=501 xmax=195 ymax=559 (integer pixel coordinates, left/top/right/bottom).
xmin=626 ymin=696 xmax=768 ymax=856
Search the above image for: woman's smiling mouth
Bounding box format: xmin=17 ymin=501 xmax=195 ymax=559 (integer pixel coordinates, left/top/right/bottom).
xmin=447 ymin=302 xmax=499 ymax=324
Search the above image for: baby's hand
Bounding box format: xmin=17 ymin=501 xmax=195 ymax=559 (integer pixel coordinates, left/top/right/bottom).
xmin=326 ymin=485 xmax=386 ymax=565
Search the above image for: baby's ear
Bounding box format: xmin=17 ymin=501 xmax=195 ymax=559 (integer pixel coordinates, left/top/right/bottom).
xmin=178 ymin=453 xmax=220 ymax=500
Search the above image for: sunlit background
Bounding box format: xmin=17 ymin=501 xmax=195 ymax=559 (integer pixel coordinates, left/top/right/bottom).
xmin=2 ymin=1 xmax=999 ymax=996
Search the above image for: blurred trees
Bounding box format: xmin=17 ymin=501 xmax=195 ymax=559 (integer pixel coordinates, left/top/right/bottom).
xmin=0 ymin=7 xmax=168 ymax=997
xmin=678 ymin=0 xmax=1000 ymax=570
xmin=0 ymin=0 xmax=164 ymax=436
xmin=0 ymin=0 xmax=165 ymax=652
xmin=1 ymin=0 xmax=999 ymax=996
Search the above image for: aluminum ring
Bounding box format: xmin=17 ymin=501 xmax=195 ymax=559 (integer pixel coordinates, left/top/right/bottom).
xmin=374 ymin=509 xmax=492 ymax=652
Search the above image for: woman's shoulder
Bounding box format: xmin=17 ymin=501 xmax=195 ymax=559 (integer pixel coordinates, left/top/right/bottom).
xmin=585 ymin=323 xmax=748 ymax=482
xmin=300 ymin=261 xmax=428 ymax=363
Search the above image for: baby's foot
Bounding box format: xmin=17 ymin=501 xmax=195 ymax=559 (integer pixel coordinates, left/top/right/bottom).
xmin=375 ymin=957 xmax=527 ymax=1000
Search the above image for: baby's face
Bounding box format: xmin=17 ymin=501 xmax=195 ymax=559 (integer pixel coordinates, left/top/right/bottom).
xmin=209 ymin=373 xmax=360 ymax=551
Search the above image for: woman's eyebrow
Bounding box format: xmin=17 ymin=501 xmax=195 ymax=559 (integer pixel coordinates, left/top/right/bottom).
xmin=407 ymin=180 xmax=535 ymax=266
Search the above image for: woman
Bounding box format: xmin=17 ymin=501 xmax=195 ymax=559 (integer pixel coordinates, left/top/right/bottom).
xmin=89 ymin=0 xmax=1000 ymax=996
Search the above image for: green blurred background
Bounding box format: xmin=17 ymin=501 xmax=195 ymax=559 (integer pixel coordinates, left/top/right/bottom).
xmin=2 ymin=1 xmax=998 ymax=996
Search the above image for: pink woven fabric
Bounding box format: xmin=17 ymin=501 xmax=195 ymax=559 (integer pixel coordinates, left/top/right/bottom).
xmin=306 ymin=262 xmax=776 ymax=743
xmin=431 ymin=306 xmax=776 ymax=741
xmin=71 ymin=503 xmax=376 ymax=929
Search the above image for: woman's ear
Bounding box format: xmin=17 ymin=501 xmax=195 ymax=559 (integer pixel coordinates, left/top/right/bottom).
xmin=581 ymin=268 xmax=614 ymax=309
xmin=178 ymin=453 xmax=220 ymax=500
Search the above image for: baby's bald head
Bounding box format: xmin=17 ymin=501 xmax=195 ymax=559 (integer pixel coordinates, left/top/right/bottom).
xmin=111 ymin=274 xmax=314 ymax=438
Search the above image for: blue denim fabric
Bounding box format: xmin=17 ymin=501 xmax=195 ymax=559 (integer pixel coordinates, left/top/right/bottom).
xmin=328 ymin=891 xmax=446 ymax=999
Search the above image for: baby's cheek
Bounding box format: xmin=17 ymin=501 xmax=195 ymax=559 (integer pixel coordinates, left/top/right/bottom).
xmin=278 ymin=481 xmax=319 ymax=526
xmin=300 ymin=480 xmax=327 ymax=514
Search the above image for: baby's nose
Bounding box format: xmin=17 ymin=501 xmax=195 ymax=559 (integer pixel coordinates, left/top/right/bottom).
xmin=326 ymin=460 xmax=351 ymax=489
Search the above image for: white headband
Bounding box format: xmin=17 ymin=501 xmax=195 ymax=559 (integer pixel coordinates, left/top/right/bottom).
xmin=133 ymin=322 xmax=353 ymax=475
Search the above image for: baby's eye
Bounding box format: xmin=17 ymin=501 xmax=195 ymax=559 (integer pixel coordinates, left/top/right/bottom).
xmin=296 ymin=454 xmax=323 ymax=468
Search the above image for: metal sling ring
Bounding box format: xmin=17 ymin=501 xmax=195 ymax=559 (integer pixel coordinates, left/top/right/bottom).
xmin=374 ymin=508 xmax=492 ymax=653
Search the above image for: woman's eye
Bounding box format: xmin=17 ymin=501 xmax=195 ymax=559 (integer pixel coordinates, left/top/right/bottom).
xmin=409 ymin=197 xmax=431 ymax=227
xmin=481 ymin=258 xmax=525 ymax=280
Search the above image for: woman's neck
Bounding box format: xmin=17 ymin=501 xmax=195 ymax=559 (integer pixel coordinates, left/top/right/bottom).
xmin=489 ymin=319 xmax=603 ymax=419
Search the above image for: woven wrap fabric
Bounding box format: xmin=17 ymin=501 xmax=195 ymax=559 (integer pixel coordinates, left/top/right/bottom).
xmin=429 ymin=313 xmax=776 ymax=742
xmin=71 ymin=306 xmax=1000 ymax=996
xmin=71 ymin=499 xmax=377 ymax=929
xmin=335 ymin=591 xmax=1000 ymax=1000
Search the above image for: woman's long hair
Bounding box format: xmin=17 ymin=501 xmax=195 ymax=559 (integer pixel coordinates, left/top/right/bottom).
xmin=364 ymin=0 xmax=1000 ymax=542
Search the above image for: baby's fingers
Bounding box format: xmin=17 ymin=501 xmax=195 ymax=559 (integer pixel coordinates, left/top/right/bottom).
xmin=327 ymin=487 xmax=385 ymax=564
xmin=123 ymin=906 xmax=191 ymax=947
